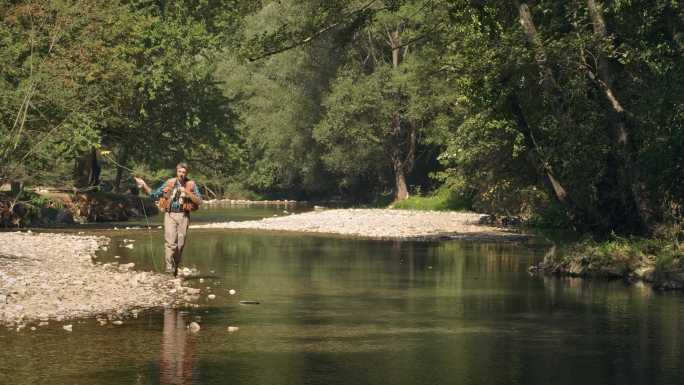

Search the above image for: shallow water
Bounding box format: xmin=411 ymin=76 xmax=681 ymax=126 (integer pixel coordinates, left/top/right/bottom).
xmin=2 ymin=216 xmax=683 ymax=385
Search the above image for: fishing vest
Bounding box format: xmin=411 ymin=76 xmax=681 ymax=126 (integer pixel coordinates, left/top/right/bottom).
xmin=157 ymin=178 xmax=200 ymax=213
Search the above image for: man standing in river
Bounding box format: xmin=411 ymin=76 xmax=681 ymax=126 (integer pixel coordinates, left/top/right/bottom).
xmin=134 ymin=163 xmax=201 ymax=277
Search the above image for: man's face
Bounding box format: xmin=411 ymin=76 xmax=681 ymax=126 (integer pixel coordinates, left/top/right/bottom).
xmin=176 ymin=167 xmax=188 ymax=181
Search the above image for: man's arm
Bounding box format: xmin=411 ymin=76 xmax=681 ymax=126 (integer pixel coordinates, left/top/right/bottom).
xmin=134 ymin=177 xmax=167 ymax=199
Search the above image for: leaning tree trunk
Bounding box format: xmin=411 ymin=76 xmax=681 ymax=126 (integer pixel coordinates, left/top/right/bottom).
xmin=585 ymin=0 xmax=648 ymax=233
xmin=517 ymin=2 xmax=558 ymax=93
xmin=514 ymin=3 xmax=577 ymax=209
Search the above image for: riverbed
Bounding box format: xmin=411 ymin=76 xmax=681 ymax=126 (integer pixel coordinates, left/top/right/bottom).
xmin=1 ymin=206 xmax=683 ymax=385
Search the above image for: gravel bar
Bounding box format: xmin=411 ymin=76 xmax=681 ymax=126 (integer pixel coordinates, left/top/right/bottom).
xmin=193 ymin=208 xmax=524 ymax=240
xmin=0 ymin=232 xmax=193 ymax=329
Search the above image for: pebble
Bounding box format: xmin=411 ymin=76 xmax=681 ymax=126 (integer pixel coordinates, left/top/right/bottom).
xmin=227 ymin=326 xmax=239 ymax=332
xmin=229 ymin=289 xmax=236 ymax=295
xmin=185 ymin=287 xmax=201 ymax=295
xmin=112 ymin=320 xmax=123 ymax=325
xmin=207 ymin=294 xmax=216 ymax=300
xmin=124 ymin=244 xmax=134 ymax=249
xmin=63 ymin=324 xmax=73 ymax=332
xmin=188 ymin=322 xmax=200 ymax=332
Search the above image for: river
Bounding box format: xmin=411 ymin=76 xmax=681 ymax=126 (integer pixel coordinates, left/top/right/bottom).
xmin=1 ymin=205 xmax=683 ymax=385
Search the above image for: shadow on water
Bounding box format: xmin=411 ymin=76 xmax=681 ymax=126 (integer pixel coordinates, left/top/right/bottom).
xmin=1 ymin=211 xmax=683 ymax=385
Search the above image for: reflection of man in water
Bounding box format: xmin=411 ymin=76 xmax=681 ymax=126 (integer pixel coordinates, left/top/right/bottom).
xmin=160 ymin=308 xmax=194 ymax=385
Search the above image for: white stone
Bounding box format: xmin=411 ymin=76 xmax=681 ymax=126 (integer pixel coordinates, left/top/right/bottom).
xmin=229 ymin=289 xmax=236 ymax=295
xmin=188 ymin=322 xmax=200 ymax=333
xmin=63 ymin=324 xmax=73 ymax=331
xmin=227 ymin=326 xmax=239 ymax=332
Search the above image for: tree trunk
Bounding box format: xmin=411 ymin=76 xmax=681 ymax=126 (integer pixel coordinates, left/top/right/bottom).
xmin=389 ymin=28 xmax=411 ymax=201
xmin=514 ymin=3 xmax=580 ymax=216
xmin=517 ymin=2 xmax=556 ymax=91
xmin=73 ymin=147 xmax=100 ymax=189
xmin=586 ymin=0 xmax=648 ymax=232
xmin=393 ymin=154 xmax=410 ymax=201
xmin=666 ymin=1 xmax=684 ymax=53
xmin=114 ymin=147 xmax=128 ymax=193
xmin=509 ymin=95 xmax=572 ymax=206
xmin=391 ymin=30 xmax=401 ymax=67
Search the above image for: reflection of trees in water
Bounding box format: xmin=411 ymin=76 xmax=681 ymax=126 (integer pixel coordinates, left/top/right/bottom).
xmin=160 ymin=308 xmax=194 ymax=385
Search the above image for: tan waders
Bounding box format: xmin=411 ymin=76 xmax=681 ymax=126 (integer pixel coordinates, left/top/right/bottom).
xmin=164 ymin=212 xmax=189 ymax=276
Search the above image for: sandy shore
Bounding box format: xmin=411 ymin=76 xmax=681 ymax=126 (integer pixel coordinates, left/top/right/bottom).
xmin=0 ymin=232 xmax=195 ymax=329
xmin=193 ymin=209 xmax=524 ymax=240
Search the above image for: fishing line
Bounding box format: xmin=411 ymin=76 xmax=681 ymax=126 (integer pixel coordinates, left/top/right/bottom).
xmin=94 ymin=146 xmax=162 ymax=272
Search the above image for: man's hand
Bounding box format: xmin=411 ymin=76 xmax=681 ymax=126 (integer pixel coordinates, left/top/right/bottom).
xmin=133 ymin=177 xmax=145 ymax=187
xmin=133 ymin=177 xmax=151 ymax=194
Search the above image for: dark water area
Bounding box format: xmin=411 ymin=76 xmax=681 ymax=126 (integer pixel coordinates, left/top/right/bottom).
xmin=2 ymin=210 xmax=683 ymax=385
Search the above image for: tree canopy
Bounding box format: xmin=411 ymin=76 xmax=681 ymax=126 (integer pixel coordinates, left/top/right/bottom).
xmin=2 ymin=0 xmax=684 ymax=235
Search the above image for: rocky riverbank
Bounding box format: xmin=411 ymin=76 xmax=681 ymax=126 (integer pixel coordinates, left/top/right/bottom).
xmin=193 ymin=208 xmax=525 ymax=240
xmin=0 ymin=232 xmax=197 ymax=330
xmin=529 ymin=241 xmax=684 ymax=291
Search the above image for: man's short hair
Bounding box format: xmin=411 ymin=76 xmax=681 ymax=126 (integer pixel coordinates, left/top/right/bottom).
xmin=176 ymin=162 xmax=189 ymax=171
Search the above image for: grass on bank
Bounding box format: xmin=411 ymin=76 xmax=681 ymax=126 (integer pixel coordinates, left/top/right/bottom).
xmin=565 ymin=235 xmax=684 ymax=280
xmin=390 ymin=187 xmax=473 ymax=211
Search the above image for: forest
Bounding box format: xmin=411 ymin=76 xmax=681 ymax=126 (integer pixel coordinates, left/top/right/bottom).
xmin=2 ymin=0 xmax=684 ymax=237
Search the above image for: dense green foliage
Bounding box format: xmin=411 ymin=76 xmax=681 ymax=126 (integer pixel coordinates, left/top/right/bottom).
xmin=2 ymin=0 xmax=684 ymax=236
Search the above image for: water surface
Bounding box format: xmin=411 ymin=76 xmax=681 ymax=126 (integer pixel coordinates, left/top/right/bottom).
xmin=2 ymin=217 xmax=683 ymax=385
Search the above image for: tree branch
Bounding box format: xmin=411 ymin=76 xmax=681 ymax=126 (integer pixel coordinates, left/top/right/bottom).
xmin=248 ymin=0 xmax=381 ymax=61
